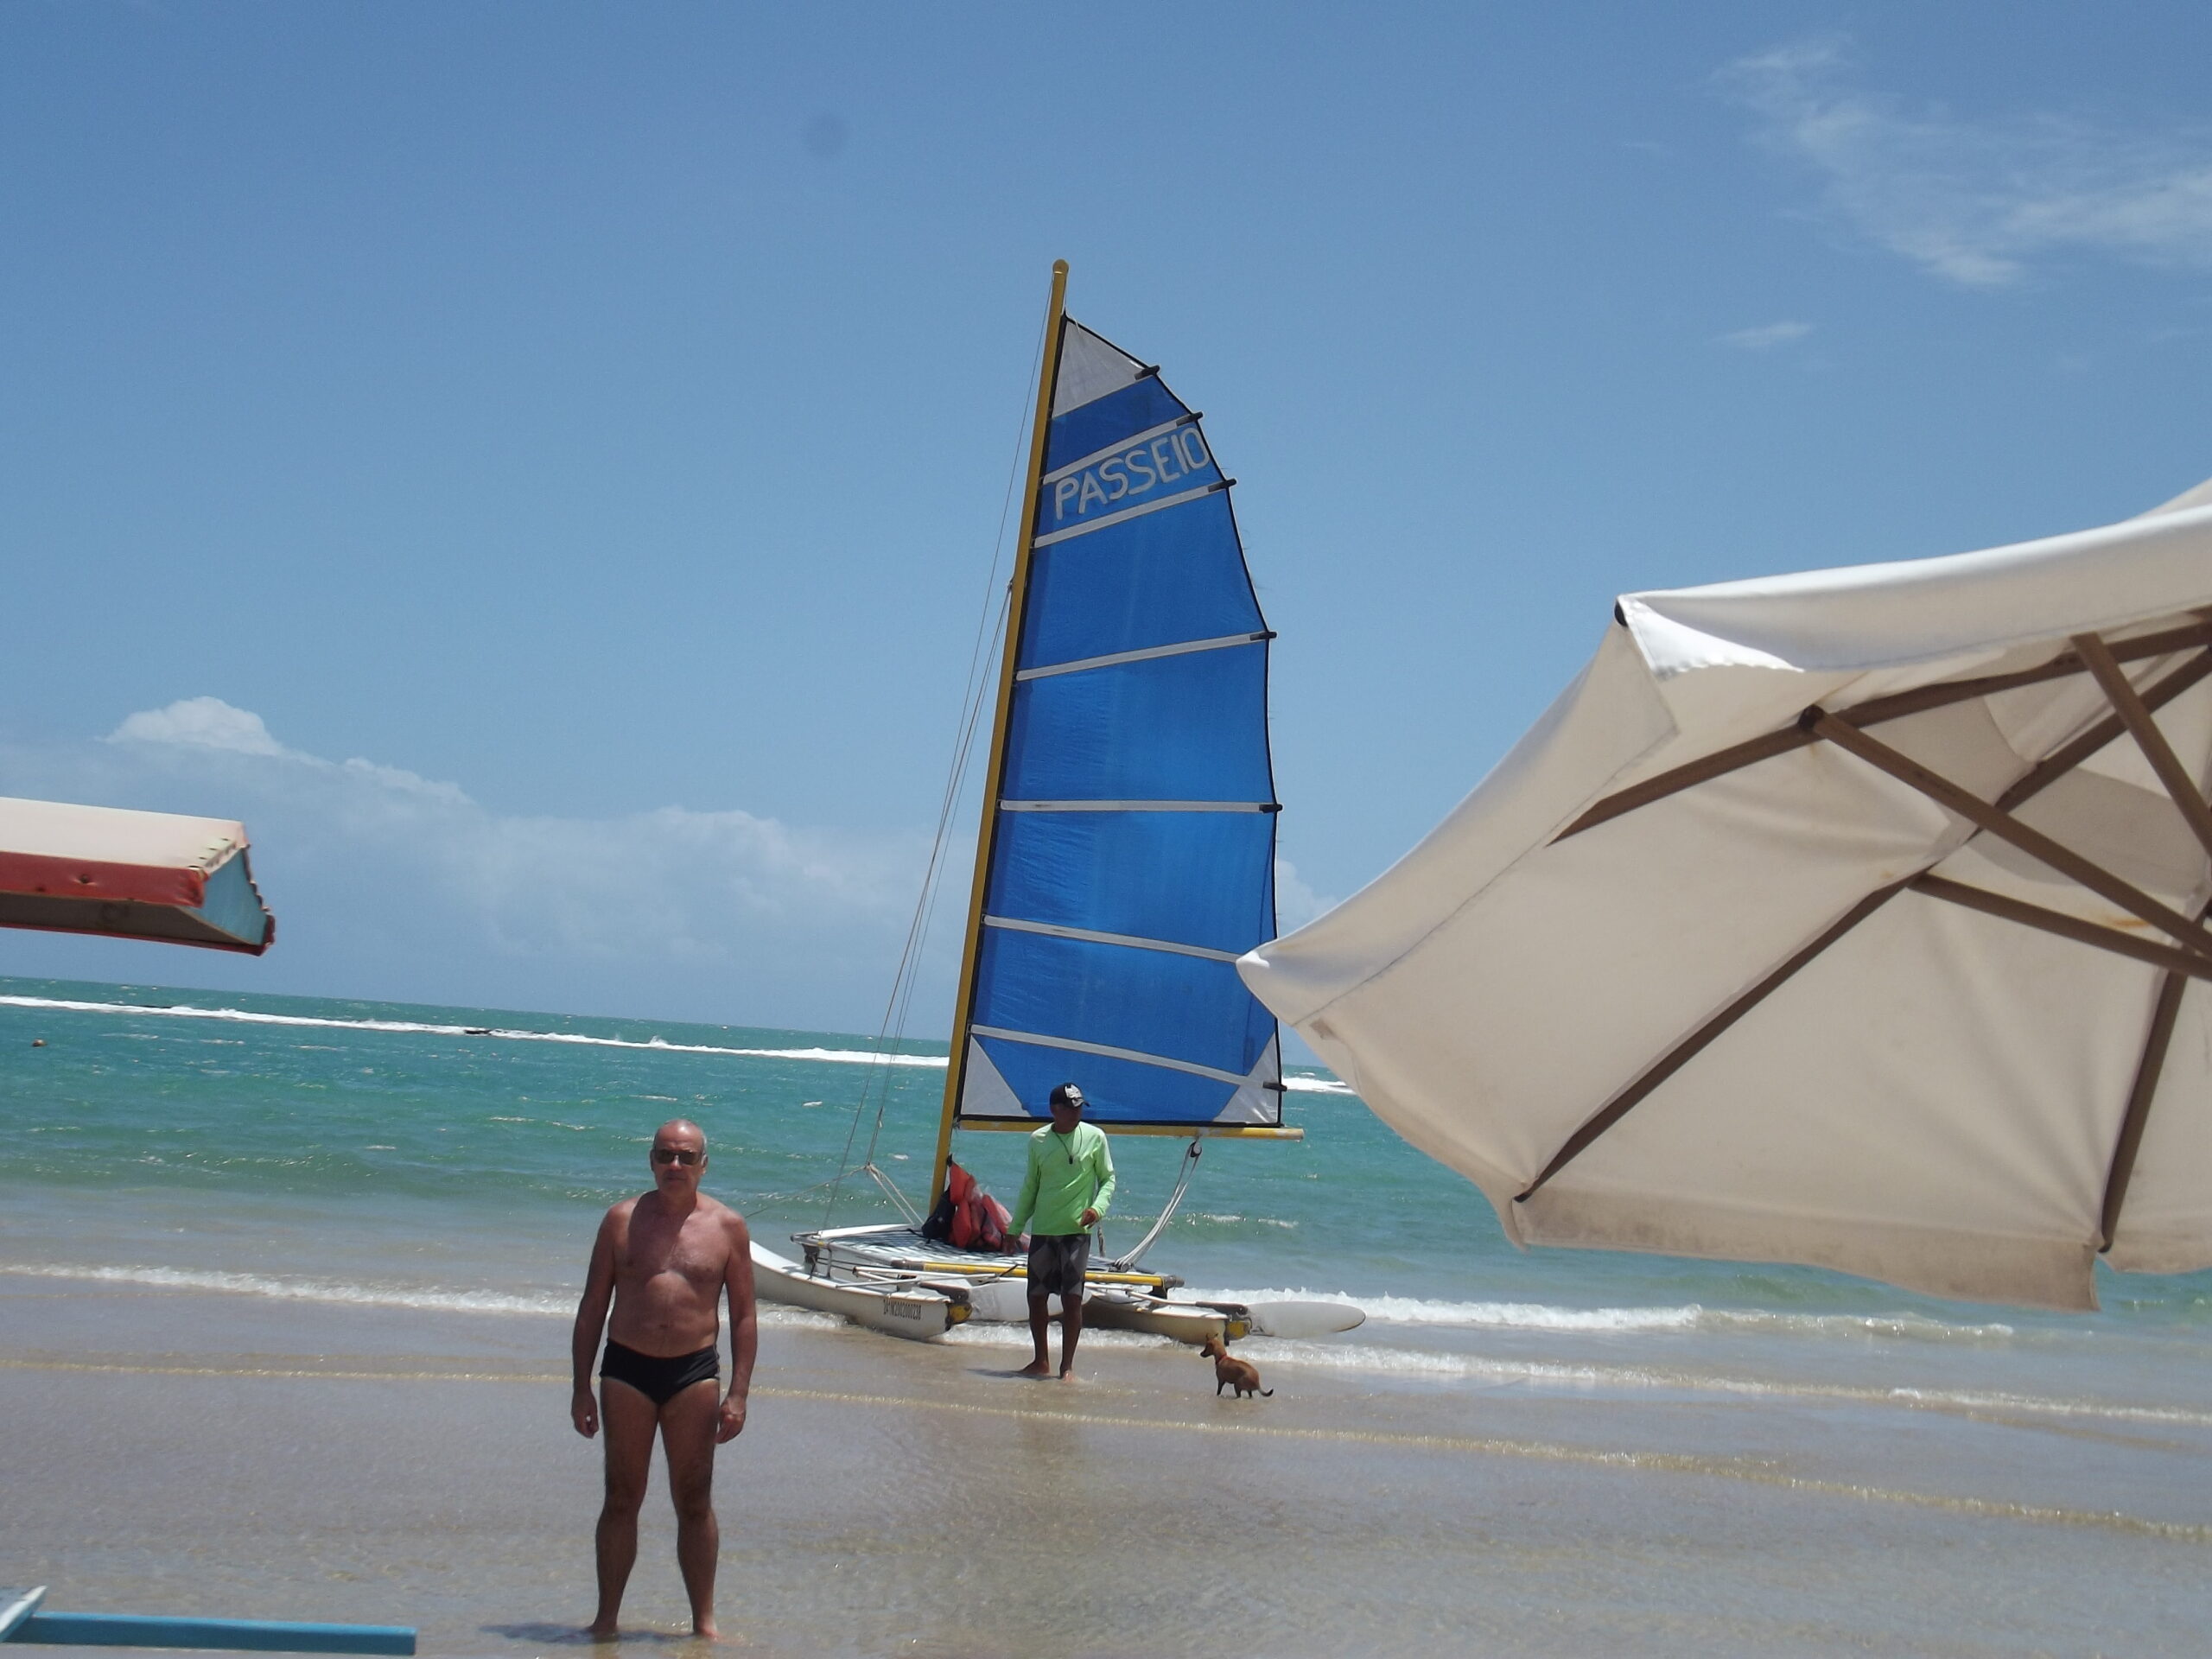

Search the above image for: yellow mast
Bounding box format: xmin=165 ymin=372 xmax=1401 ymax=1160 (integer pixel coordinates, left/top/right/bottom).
xmin=930 ymin=259 xmax=1069 ymax=1206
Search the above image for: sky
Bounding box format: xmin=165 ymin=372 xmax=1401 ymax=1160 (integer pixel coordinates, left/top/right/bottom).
xmin=5 ymin=3 xmax=2212 ymax=1033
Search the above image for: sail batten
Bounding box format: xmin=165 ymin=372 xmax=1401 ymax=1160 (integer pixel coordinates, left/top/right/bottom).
xmin=1041 ymin=414 xmax=1203 ymax=485
xmin=982 ymin=914 xmax=1245 ymax=962
xmin=1000 ymin=800 xmax=1276 ymax=813
xmin=1015 ymin=631 xmax=1269 ymax=682
xmin=969 ymin=1027 xmax=1265 ymax=1088
xmin=950 ymin=301 xmax=1284 ymax=1130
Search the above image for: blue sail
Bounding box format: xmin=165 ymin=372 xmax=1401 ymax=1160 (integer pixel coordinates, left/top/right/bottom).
xmin=955 ymin=319 xmax=1283 ymax=1128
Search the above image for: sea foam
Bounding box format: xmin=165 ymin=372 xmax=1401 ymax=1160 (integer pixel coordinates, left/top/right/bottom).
xmin=0 ymin=1261 xmax=572 ymax=1316
xmin=0 ymin=993 xmax=1350 ymax=1092
xmin=1189 ymin=1287 xmax=2018 ymax=1343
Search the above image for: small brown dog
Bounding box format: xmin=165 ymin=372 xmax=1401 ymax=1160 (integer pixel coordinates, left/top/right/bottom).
xmin=1200 ymin=1333 xmax=1273 ymax=1397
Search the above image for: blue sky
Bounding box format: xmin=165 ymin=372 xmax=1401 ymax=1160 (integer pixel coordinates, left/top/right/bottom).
xmin=5 ymin=3 xmax=2212 ymax=1031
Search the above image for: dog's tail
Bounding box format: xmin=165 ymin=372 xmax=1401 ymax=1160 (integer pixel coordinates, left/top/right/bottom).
xmin=1260 ymin=1387 xmax=1274 ymax=1396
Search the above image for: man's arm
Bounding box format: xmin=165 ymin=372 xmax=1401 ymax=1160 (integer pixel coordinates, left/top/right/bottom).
xmin=569 ymin=1208 xmax=619 ymax=1438
xmin=1080 ymin=1129 xmax=1116 ymax=1228
xmin=1007 ymin=1135 xmax=1042 ymax=1239
xmin=717 ymin=1211 xmax=757 ymax=1444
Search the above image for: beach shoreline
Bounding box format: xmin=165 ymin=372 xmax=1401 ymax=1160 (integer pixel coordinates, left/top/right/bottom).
xmin=7 ymin=1270 xmax=2212 ymax=1656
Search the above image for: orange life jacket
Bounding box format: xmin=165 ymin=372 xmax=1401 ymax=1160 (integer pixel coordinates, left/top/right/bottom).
xmin=943 ymin=1160 xmax=1009 ymax=1251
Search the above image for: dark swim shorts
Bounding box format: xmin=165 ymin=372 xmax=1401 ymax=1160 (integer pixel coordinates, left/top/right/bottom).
xmin=600 ymin=1338 xmax=719 ymax=1406
xmin=1026 ymin=1232 xmax=1090 ymax=1300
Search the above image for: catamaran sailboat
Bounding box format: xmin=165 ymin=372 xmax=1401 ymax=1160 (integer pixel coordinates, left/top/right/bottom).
xmin=752 ymin=263 xmax=1359 ymax=1345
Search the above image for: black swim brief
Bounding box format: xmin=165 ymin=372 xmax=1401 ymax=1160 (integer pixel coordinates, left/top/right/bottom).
xmin=1026 ymin=1231 xmax=1090 ymax=1300
xmin=599 ymin=1338 xmax=720 ymax=1406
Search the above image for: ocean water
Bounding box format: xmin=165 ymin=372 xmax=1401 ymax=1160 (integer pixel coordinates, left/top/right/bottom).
xmin=7 ymin=969 xmax=2212 ymax=1431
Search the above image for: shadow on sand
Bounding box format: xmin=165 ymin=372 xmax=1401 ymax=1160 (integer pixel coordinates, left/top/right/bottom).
xmin=480 ymin=1623 xmax=718 ymax=1647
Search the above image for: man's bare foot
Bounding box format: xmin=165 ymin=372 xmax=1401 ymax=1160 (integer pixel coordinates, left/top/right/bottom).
xmin=1015 ymin=1361 xmax=1052 ymax=1377
xmin=584 ymin=1619 xmax=620 ymax=1642
xmin=690 ymin=1620 xmax=720 ymax=1642
xmin=1058 ymin=1370 xmax=1078 ymax=1382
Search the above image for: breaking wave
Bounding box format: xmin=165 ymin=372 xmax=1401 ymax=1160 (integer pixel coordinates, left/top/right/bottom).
xmin=1188 ymin=1288 xmax=2017 ymax=1342
xmin=1228 ymin=1335 xmax=2212 ymax=1429
xmin=0 ymin=994 xmax=1354 ymax=1095
xmin=0 ymin=995 xmax=946 ymax=1067
xmin=0 ymin=1262 xmax=867 ymax=1338
xmin=0 ymin=1261 xmax=573 ymax=1316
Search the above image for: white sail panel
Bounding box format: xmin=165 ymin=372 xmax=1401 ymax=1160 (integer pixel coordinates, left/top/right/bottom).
xmin=957 ymin=1038 xmax=1030 ymax=1120
xmin=1051 ymin=321 xmax=1147 ymax=416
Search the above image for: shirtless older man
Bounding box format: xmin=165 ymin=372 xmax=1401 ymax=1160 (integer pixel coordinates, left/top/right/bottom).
xmin=571 ymin=1119 xmax=757 ymax=1642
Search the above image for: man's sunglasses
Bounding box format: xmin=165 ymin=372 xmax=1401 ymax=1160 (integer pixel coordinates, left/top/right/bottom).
xmin=652 ymin=1148 xmax=702 ymax=1166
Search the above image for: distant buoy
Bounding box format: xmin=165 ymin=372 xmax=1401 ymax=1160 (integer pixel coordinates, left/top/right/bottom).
xmin=31 ymin=1039 xmax=45 ymax=1047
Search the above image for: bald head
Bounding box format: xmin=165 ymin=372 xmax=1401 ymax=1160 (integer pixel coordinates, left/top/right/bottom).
xmin=648 ymin=1119 xmax=709 ymax=1192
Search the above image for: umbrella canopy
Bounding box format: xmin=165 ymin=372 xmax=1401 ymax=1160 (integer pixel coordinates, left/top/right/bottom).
xmin=0 ymin=796 xmax=274 ymax=955
xmin=1241 ymin=476 xmax=2212 ymax=1310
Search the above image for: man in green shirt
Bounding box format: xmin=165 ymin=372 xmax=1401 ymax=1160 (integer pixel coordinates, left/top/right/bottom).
xmin=1008 ymin=1081 xmax=1115 ymax=1381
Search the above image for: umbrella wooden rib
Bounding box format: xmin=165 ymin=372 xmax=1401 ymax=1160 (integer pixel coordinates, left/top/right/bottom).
xmin=1996 ymin=647 xmax=2212 ymax=810
xmin=1807 ymin=710 xmax=2212 ymax=962
xmin=1560 ymin=623 xmax=2212 ymax=843
xmin=2101 ymin=967 xmax=2190 ymax=1253
xmin=1911 ymin=876 xmax=2212 ymax=982
xmin=1519 ymin=627 xmax=2212 ymax=1208
xmin=2073 ymin=633 xmax=2212 ymax=863
xmin=1515 ymin=880 xmax=1916 ymax=1202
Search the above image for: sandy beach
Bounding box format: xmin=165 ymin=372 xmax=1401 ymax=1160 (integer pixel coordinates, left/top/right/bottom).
xmin=6 ymin=1272 xmax=2210 ymax=1658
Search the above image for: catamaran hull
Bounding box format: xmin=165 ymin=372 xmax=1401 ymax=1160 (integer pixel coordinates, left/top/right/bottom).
xmin=1079 ymin=1289 xmax=1243 ymax=1344
xmin=794 ymin=1227 xmax=1255 ymax=1344
xmin=750 ymin=1243 xmax=967 ymax=1343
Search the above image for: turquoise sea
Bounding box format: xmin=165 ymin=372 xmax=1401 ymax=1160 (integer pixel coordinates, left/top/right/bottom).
xmin=9 ymin=969 xmax=2212 ymax=1430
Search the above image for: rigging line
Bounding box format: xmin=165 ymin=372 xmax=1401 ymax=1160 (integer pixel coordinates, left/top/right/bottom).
xmin=828 ymin=315 xmax=1047 ymax=1226
xmin=857 ymin=582 xmax=1013 ymax=1184
xmin=865 ymin=1162 xmax=925 ymax=1225
xmin=838 ymin=588 xmax=1003 ymax=1203
xmin=831 ymin=543 xmax=1014 ymax=1222
xmin=1109 ymin=1136 xmax=1204 ymax=1269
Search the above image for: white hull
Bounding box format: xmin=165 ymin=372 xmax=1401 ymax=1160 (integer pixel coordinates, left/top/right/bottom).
xmin=750 ymin=1243 xmax=967 ymax=1342
xmin=781 ymin=1229 xmax=1366 ymax=1346
xmin=1079 ymin=1289 xmax=1236 ymax=1344
xmin=789 ymin=1226 xmax=1302 ymax=1345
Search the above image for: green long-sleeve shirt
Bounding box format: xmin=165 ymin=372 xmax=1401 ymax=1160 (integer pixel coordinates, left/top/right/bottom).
xmin=1007 ymin=1120 xmax=1115 ymax=1237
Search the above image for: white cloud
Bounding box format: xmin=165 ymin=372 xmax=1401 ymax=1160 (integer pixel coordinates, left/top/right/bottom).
xmin=16 ymin=701 xmax=944 ymax=1028
xmin=1274 ymin=857 xmax=1339 ymax=934
xmin=111 ymin=696 xmax=300 ymax=758
xmin=28 ymin=699 xmax=1322 ymax=1032
xmin=1724 ymin=37 xmax=2212 ymax=286
xmin=1718 ymin=321 xmax=1814 ymax=351
xmin=114 ymin=697 xmax=472 ymax=804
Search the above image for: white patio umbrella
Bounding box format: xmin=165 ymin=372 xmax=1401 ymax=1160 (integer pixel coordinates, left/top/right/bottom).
xmin=1241 ymin=475 xmax=2212 ymax=1310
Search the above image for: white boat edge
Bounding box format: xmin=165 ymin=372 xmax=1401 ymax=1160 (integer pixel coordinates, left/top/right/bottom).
xmin=789 ymin=1224 xmax=1365 ymax=1344
xmin=0 ymin=1587 xmax=48 ymax=1641
xmin=749 ymin=1242 xmax=967 ymax=1343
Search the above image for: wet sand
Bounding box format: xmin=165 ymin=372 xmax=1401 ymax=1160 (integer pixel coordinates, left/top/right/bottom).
xmin=4 ymin=1278 xmax=2210 ymax=1656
